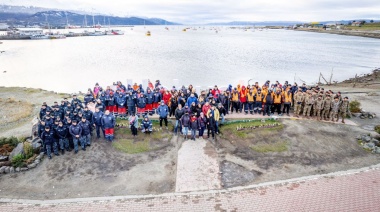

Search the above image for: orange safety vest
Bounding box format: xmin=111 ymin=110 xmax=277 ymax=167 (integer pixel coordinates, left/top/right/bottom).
xmin=232 ymin=92 xmax=239 ymax=101
xmin=284 ymin=92 xmax=292 ymax=103
xmin=255 ymin=93 xmax=263 ymax=102
xmin=274 ymin=93 xmax=282 ymax=104
xmin=247 ymin=92 xmax=254 ymax=102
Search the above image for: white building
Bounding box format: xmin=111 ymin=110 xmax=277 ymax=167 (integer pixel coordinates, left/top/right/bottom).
xmin=16 ymin=28 xmax=44 ymax=36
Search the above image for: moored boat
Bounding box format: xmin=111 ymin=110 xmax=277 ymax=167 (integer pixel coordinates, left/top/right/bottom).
xmin=106 ymin=29 xmax=125 ymax=35
xmin=146 ymin=31 xmax=151 ymax=36
xmin=88 ymin=31 xmax=106 ymax=36
xmin=49 ymin=34 xmax=66 ymax=39
xmin=30 ymin=34 xmax=50 ymax=40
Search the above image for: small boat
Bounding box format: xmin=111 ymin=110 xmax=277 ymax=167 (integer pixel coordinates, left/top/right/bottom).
xmin=106 ymin=29 xmax=125 ymax=35
xmin=146 ymin=31 xmax=151 ymax=36
xmin=30 ymin=34 xmax=50 ymax=40
xmin=88 ymin=31 xmax=105 ymax=36
xmin=182 ymin=28 xmax=186 ymax=32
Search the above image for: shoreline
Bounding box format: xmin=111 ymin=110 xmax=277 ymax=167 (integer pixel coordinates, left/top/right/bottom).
xmin=293 ymin=28 xmax=380 ymax=39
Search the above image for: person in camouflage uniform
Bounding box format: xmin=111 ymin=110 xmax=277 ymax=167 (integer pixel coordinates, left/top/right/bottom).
xmin=339 ymin=97 xmax=350 ymax=124
xmin=314 ymin=95 xmax=324 ymax=121
xmin=322 ymin=95 xmax=332 ymax=121
xmin=303 ymin=92 xmax=314 ymax=118
xmin=330 ymin=97 xmax=341 ymax=122
xmin=293 ymin=89 xmax=304 ymax=118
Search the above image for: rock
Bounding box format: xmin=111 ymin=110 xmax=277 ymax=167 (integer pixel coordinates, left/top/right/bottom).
xmin=9 ymin=142 xmax=24 ymax=161
xmin=15 ymin=167 xmax=20 ymax=172
xmin=9 ymin=167 xmax=14 ymax=173
xmin=32 ymin=137 xmax=42 ymax=144
xmin=32 ymin=142 xmax=42 ymax=150
xmin=374 ymin=147 xmax=380 ymax=154
xmin=364 ymin=143 xmax=375 ymax=149
xmin=0 ymin=166 xmax=5 ymax=174
xmin=34 ymin=159 xmax=40 ymax=164
xmin=35 ymin=155 xmax=41 ymax=161
xmin=362 ymin=135 xmax=372 ymax=143
xmin=0 ymin=155 xmax=8 ymax=162
xmin=39 ymin=152 xmax=44 ymax=157
xmin=20 ymin=168 xmax=28 ymax=171
xmin=371 ymin=139 xmax=380 ymax=146
xmin=0 ymin=161 xmax=11 ymax=167
xmin=27 ymin=163 xmax=36 ymax=169
xmin=4 ymin=166 xmax=10 ymax=173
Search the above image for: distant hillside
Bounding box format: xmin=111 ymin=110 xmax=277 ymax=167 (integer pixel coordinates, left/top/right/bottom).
xmin=0 ymin=5 xmax=180 ymax=26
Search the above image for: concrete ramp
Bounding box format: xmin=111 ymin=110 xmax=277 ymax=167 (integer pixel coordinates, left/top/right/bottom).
xmin=175 ymin=138 xmax=221 ymax=192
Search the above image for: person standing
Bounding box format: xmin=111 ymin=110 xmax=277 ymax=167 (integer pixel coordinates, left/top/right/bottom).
xmin=339 ymin=97 xmax=350 ymax=124
xmin=190 ymin=114 xmax=199 ymax=140
xmin=293 ymin=90 xmax=304 ymax=118
xmin=273 ymin=90 xmax=283 ymax=116
xmin=116 ymin=92 xmax=127 ymax=119
xmin=128 ymin=113 xmax=139 ymax=136
xmin=101 ymin=110 xmax=116 ymax=142
xmin=41 ymin=126 xmax=59 ymax=159
xmin=198 ymin=112 xmax=207 ymax=139
xmin=330 ymin=97 xmax=341 ymax=122
xmin=180 ymin=111 xmax=191 ymax=140
xmin=55 ymin=121 xmax=70 ymax=154
xmin=303 ymin=92 xmax=315 ymax=119
xmin=69 ymin=120 xmax=83 ymax=154
xmin=239 ymin=86 xmax=247 ymax=114
xmin=79 ymin=116 xmax=92 ymax=147
xmin=126 ymin=91 xmax=137 ymax=116
xmin=92 ymin=107 xmax=104 ymax=139
xmin=314 ymin=95 xmax=324 ymax=121
xmin=174 ymin=104 xmax=184 ymax=135
xmin=231 ymin=88 xmax=240 ymax=114
xmin=282 ymin=90 xmax=292 ymax=116
xmin=157 ymin=100 xmax=169 ymax=130
xmin=206 ymin=105 xmax=219 ymax=139
xmin=264 ymin=90 xmax=274 ymax=116
xmin=322 ymin=95 xmax=333 ymax=121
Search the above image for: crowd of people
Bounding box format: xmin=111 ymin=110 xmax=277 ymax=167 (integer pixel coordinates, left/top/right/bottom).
xmin=37 ymin=79 xmax=350 ymax=159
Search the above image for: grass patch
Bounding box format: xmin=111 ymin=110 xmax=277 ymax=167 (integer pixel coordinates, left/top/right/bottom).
xmin=112 ymin=138 xmax=150 ymax=154
xmin=0 ymin=98 xmax=34 ymax=125
xmin=221 ymin=119 xmax=282 ymax=139
xmin=251 ymin=141 xmax=288 ymax=153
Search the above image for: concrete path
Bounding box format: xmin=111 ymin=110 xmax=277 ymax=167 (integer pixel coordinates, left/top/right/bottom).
xmin=175 ymin=138 xmax=221 ymax=192
xmin=1 ymin=165 xmax=380 ymax=211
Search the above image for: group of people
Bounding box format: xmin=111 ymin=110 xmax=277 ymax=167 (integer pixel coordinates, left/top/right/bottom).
xmin=37 ymin=79 xmax=351 ymax=158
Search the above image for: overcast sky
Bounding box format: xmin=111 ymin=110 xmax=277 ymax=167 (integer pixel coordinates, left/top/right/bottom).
xmin=3 ymin=0 xmax=380 ymax=24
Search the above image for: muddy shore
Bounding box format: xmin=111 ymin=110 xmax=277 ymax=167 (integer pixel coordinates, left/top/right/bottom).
xmin=294 ymin=28 xmax=380 ymax=39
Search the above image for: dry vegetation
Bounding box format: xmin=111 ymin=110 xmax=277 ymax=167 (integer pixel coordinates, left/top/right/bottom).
xmin=0 ymin=98 xmax=34 ymax=125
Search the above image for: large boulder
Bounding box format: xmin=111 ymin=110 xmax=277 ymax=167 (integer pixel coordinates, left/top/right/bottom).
xmin=0 ymin=161 xmax=11 ymax=167
xmin=9 ymin=143 xmax=24 ymax=161
xmin=0 ymin=166 xmax=5 ymax=174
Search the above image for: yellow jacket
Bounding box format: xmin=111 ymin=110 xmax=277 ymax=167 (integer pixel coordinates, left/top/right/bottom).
xmin=207 ymin=108 xmax=220 ymax=121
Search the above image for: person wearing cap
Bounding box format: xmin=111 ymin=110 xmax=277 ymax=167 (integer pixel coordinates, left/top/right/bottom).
xmin=92 ymin=107 xmax=104 ymax=139
xmin=246 ymin=88 xmax=255 ymax=115
xmin=44 ymin=115 xmax=54 ymax=128
xmin=69 ymin=120 xmax=83 ymax=153
xmin=303 ymin=92 xmax=314 ymax=119
xmin=330 ymin=97 xmax=341 ymax=122
xmin=71 ymin=94 xmax=83 ymax=107
xmin=116 ymin=92 xmax=127 ymax=119
xmin=126 ymin=90 xmax=137 ymax=116
xmin=53 ymin=106 xmax=63 ymax=120
xmin=152 ymin=88 xmax=162 ymax=112
xmin=322 ymin=95 xmax=333 ymax=121
xmin=180 ymin=111 xmax=191 ymax=139
xmin=189 ymin=114 xmax=199 ymax=140
xmin=174 ymin=104 xmax=184 ymax=135
xmin=144 ymin=88 xmax=155 ymax=116
xmin=339 ymin=97 xmax=350 ymax=124
xmin=231 ymin=88 xmax=240 ymax=114
xmin=41 ymin=126 xmax=59 ymax=159
xmin=128 ymin=112 xmax=139 ymax=136
xmin=38 ymin=120 xmax=47 ymax=138
xmin=101 ymin=110 xmax=116 ymax=142
xmin=55 ymin=121 xmax=70 ymax=154
xmin=39 ymin=102 xmax=48 ymax=120
xmin=79 ymin=116 xmax=92 ymax=147
xmin=141 ymin=115 xmax=153 ymax=133
xmin=157 ymin=100 xmax=169 ymax=130
xmin=106 ymin=92 xmax=117 ymax=115
xmin=254 ymin=89 xmax=264 ymax=114
xmin=136 ymin=93 xmax=147 ymax=117
xmin=293 ymin=89 xmax=304 ymax=118
xmin=84 ymin=90 xmax=95 ymax=106
xmin=313 ymin=95 xmax=324 ymax=121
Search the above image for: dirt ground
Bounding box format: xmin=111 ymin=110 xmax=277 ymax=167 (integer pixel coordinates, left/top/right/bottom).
xmin=0 ymin=85 xmax=379 ymax=199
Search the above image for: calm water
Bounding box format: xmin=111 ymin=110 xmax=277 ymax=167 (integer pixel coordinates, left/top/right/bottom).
xmin=0 ymin=26 xmax=379 ymax=93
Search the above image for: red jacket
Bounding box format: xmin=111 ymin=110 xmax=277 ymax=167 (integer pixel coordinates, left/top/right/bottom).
xmin=163 ymin=92 xmax=172 ymax=105
xmin=240 ymin=86 xmax=247 ymax=103
xmin=202 ymin=104 xmax=211 ymax=115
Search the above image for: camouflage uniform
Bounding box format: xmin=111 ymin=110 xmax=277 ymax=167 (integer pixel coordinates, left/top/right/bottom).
xmin=322 ymin=97 xmax=332 ymax=120
xmin=339 ymin=100 xmax=349 ymax=123
xmin=293 ymin=92 xmax=304 ymax=117
xmin=330 ymin=100 xmax=341 ymax=122
xmin=303 ymin=94 xmax=314 ymax=117
xmin=314 ymin=98 xmax=324 ymax=120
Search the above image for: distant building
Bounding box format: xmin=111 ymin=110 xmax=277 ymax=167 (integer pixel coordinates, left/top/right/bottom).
xmin=351 ymin=21 xmax=362 ymax=27
xmin=0 ymin=23 xmax=9 ymax=30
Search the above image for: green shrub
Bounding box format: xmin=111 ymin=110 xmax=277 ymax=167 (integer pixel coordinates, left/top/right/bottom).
xmin=349 ymin=100 xmax=361 ymax=113
xmin=23 ymin=142 xmax=34 ymax=159
xmin=375 ymin=125 xmax=380 ymax=134
xmin=0 ymin=136 xmax=21 ymax=148
xmin=11 ymin=154 xmax=25 ymax=168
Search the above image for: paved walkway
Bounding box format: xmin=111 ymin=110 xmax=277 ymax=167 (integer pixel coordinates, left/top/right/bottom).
xmin=176 ymin=138 xmax=221 ymax=192
xmin=1 ymin=165 xmax=379 ymax=211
